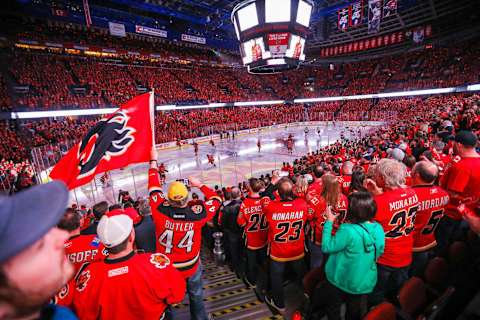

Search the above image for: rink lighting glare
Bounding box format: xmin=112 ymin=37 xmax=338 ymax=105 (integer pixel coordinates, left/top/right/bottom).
xmin=9 ymin=84 xmax=478 ymax=119
xmin=467 ymin=84 xmax=480 ymax=91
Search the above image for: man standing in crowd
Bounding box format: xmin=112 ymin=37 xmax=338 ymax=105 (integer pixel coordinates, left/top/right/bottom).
xmin=438 ymin=131 xmax=480 ymax=255
xmin=410 ymin=161 xmax=448 ymax=276
xmin=58 ymin=208 xmax=107 ymax=274
xmin=73 ymin=210 xmax=186 ymax=319
xmin=80 ymin=201 xmax=108 ymax=235
xmin=237 ymin=178 xmax=270 ymax=288
xmin=220 ymin=187 xmax=244 ymax=277
xmin=307 ymin=165 xmax=324 ymax=198
xmin=134 ymin=198 xmax=157 ymax=253
xmin=338 ymin=161 xmax=353 ymax=195
xmin=149 ymin=149 xmax=222 ymax=320
xmin=0 ymin=181 xmax=77 ymax=319
xmin=264 ymin=177 xmax=309 ymax=313
xmin=369 ymin=159 xmax=419 ymax=306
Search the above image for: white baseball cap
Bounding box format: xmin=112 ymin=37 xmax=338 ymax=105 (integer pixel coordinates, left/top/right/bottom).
xmin=97 ymin=213 xmax=133 ymax=248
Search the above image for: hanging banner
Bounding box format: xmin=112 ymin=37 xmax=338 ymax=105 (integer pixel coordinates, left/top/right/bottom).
xmin=135 ymin=25 xmax=167 ymax=38
xmin=383 ymin=0 xmax=397 ymax=18
xmin=181 ymin=34 xmax=206 ymax=44
xmin=108 ymin=22 xmax=126 ymax=37
xmin=413 ymin=26 xmax=425 ymax=43
xmin=368 ymin=0 xmax=382 ymax=34
xmin=338 ymin=6 xmax=350 ymax=31
xmin=267 ymin=33 xmax=289 ymax=57
xmin=52 ymin=8 xmax=67 ymax=17
xmin=350 ymin=1 xmax=363 ymax=27
xmin=83 ymin=0 xmax=92 ymax=27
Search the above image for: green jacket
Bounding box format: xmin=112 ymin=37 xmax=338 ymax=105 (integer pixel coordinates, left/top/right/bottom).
xmin=322 ymin=220 xmax=385 ymax=294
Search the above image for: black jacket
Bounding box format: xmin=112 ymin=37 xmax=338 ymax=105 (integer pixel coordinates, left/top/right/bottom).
xmin=220 ymin=199 xmax=243 ymax=235
xmin=134 ymin=215 xmax=157 ymax=253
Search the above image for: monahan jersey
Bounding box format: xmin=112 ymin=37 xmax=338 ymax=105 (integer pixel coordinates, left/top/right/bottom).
xmin=72 ymin=252 xmax=186 ymax=320
xmin=64 ymin=234 xmax=107 ymax=274
xmin=374 ymin=188 xmax=419 ymax=267
xmin=149 ymin=168 xmax=222 ymax=278
xmin=308 ymin=194 xmax=348 ymax=245
xmin=237 ymin=196 xmax=271 ymax=250
xmin=411 ymin=185 xmax=449 ymax=252
xmin=264 ymin=198 xmax=310 ymax=262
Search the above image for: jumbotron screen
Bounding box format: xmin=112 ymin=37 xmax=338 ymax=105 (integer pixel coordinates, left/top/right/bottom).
xmin=232 ymin=0 xmax=313 ymax=73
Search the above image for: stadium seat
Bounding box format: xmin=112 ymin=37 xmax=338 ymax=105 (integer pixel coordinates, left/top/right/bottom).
xmin=302 ymin=266 xmax=325 ymax=298
xmin=364 ymin=302 xmax=396 ymax=320
xmin=417 ymin=286 xmax=455 ymax=320
xmin=397 ymin=277 xmax=427 ymax=318
xmin=424 ymin=257 xmax=449 ymax=288
xmin=448 ymin=241 xmax=469 ymax=269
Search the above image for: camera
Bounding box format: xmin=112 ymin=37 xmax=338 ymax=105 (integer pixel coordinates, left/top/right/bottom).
xmin=177 ymin=178 xmax=190 ymax=187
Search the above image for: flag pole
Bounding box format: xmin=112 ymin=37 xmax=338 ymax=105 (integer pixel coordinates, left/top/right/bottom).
xmin=150 ymin=89 xmax=156 ymax=151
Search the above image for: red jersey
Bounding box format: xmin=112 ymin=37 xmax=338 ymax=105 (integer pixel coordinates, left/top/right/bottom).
xmin=411 ymin=185 xmax=449 ymax=252
xmin=252 ymin=44 xmax=261 ymax=61
xmin=337 ymin=174 xmax=352 ymax=195
xmin=308 ymin=194 xmax=348 ymax=245
xmin=148 ymin=169 xmax=222 ymax=278
xmin=237 ymin=196 xmax=271 ymax=250
xmin=441 ymin=156 xmax=480 ymax=219
xmin=64 ymin=234 xmax=107 ymax=274
xmin=264 ymin=198 xmax=310 ymax=262
xmin=405 ymin=168 xmax=414 ymax=186
xmin=307 ymin=180 xmax=323 ymax=198
xmin=374 ymin=188 xmax=419 ymax=267
xmin=72 ymin=252 xmax=186 ymax=320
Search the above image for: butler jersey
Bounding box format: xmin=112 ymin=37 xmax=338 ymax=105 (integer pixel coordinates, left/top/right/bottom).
xmin=411 ymin=185 xmax=449 ymax=252
xmin=237 ymin=196 xmax=271 ymax=249
xmin=307 ymin=180 xmax=323 ymax=198
xmin=64 ymin=234 xmax=107 ymax=274
xmin=441 ymin=156 xmax=480 ymax=219
xmin=72 ymin=252 xmax=186 ymax=320
xmin=374 ymin=188 xmax=419 ymax=267
xmin=308 ymin=194 xmax=348 ymax=245
xmin=264 ymin=198 xmax=309 ymax=262
xmin=149 ymin=168 xmax=222 ymax=278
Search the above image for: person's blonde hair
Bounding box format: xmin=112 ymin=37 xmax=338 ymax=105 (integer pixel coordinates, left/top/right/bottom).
xmin=295 ymin=176 xmax=308 ymax=197
xmin=320 ymin=174 xmax=340 ymax=209
xmin=375 ymin=158 xmax=406 ymax=190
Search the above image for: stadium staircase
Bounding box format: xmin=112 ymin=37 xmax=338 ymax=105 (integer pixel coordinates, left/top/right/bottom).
xmin=174 ymin=246 xmax=285 ymax=320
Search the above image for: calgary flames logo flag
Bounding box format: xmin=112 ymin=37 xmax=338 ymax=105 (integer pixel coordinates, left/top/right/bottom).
xmin=50 ymin=92 xmax=155 ymax=190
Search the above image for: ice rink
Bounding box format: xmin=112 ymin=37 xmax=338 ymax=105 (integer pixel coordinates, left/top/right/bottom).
xmin=69 ymin=123 xmax=380 ymax=207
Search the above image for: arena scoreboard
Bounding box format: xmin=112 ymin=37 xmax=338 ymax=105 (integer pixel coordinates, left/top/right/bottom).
xmin=232 ymin=0 xmax=313 ymax=74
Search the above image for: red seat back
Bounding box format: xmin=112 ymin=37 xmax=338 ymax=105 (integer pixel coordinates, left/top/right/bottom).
xmin=397 ymin=277 xmax=427 ymax=317
xmin=365 ymin=302 xmax=396 ymax=320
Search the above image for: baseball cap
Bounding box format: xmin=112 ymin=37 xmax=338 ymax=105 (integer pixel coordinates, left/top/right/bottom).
xmin=0 ymin=180 xmax=69 ymax=263
xmin=97 ymin=213 xmax=133 ymax=248
xmin=387 ymin=148 xmax=405 ymax=161
xmin=454 ymin=130 xmax=478 ymax=147
xmin=168 ymin=182 xmax=188 ymax=201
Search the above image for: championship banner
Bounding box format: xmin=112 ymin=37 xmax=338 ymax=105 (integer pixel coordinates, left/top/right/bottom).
xmin=383 ymin=0 xmax=397 ymax=18
xmin=135 ymin=25 xmax=167 ymax=38
xmin=83 ymin=0 xmax=92 ymax=27
xmin=368 ymin=0 xmax=382 ymax=34
xmin=350 ymin=1 xmax=363 ymax=27
xmin=413 ymin=26 xmax=425 ymax=43
xmin=338 ymin=6 xmax=350 ymax=31
xmin=49 ymin=92 xmax=155 ymax=190
xmin=109 ymin=22 xmax=126 ymax=37
xmin=267 ymin=33 xmax=289 ymax=57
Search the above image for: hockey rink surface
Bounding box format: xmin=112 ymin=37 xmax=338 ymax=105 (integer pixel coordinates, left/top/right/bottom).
xmin=69 ymin=123 xmax=379 ymax=207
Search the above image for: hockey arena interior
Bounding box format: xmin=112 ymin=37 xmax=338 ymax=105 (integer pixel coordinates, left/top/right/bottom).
xmin=0 ymin=0 xmax=480 ymax=319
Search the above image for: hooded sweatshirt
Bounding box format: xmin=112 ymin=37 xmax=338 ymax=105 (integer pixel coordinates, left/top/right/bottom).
xmin=322 ymin=220 xmax=385 ymax=294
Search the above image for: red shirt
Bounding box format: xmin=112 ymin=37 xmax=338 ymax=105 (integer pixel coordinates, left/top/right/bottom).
xmin=308 ymin=194 xmax=348 ymax=245
xmin=237 ymin=196 xmax=271 ymax=250
xmin=411 ymin=185 xmax=449 ymax=252
xmin=405 ymin=168 xmax=414 ymax=186
xmin=72 ymin=252 xmax=186 ymax=320
xmin=264 ymin=198 xmax=310 ymax=262
xmin=148 ymin=169 xmax=222 ymax=278
xmin=307 ymin=179 xmax=323 ymax=198
xmin=441 ymin=156 xmax=480 ymax=219
xmin=374 ymin=187 xmax=419 ymax=267
xmin=337 ymin=174 xmax=352 ymax=195
xmin=65 ymin=234 xmax=107 ymax=274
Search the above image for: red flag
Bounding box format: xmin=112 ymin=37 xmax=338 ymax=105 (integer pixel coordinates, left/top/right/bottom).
xmin=83 ymin=0 xmax=92 ymax=27
xmin=49 ymin=92 xmax=155 ymax=190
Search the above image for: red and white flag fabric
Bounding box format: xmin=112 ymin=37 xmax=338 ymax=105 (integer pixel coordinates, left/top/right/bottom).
xmin=83 ymin=0 xmax=92 ymax=27
xmin=49 ymin=92 xmax=155 ymax=190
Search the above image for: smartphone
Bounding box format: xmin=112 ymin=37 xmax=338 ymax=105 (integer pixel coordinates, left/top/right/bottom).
xmin=278 ymin=171 xmax=289 ymax=177
xmin=179 ymin=178 xmax=190 ymax=187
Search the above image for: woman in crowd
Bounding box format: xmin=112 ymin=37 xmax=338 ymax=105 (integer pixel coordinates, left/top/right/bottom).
xmin=316 ymin=192 xmax=385 ymax=320
xmin=347 ymin=166 xmax=367 ymax=195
